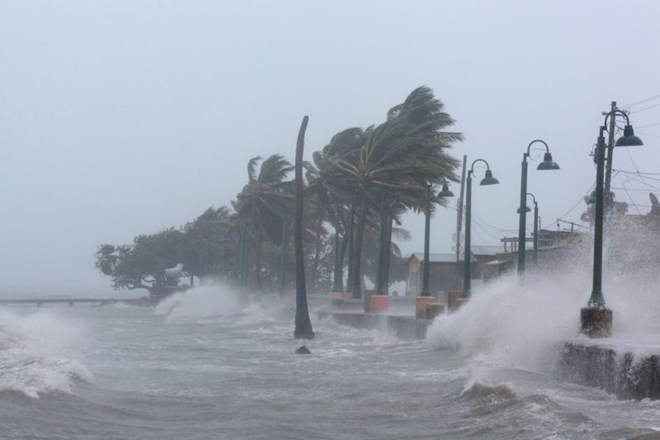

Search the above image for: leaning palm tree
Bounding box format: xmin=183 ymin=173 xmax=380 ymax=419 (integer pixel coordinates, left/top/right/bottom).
xmin=294 ymin=116 xmax=314 ymax=340
xmin=234 ymin=154 xmax=294 ymax=292
xmin=304 ymin=127 xmax=368 ymax=291
xmin=335 ymin=86 xmax=462 ymax=297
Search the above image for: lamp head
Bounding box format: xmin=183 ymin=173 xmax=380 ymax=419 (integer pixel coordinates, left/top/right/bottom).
xmin=437 ymin=183 xmax=455 ymax=198
xmin=615 ymin=124 xmax=644 ymax=147
xmin=390 ymin=198 xmax=407 ymax=211
xmin=516 ymin=206 xmax=532 ymax=213
xmin=537 ymin=152 xmax=560 ymax=170
xmin=480 ymin=169 xmax=500 ymax=186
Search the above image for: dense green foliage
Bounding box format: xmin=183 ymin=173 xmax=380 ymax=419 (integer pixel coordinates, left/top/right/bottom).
xmin=95 ymin=86 xmax=462 ymax=298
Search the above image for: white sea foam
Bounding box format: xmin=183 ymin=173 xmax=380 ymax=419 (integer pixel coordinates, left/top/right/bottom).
xmin=154 ymin=283 xmax=247 ymax=320
xmin=0 ymin=309 xmax=90 ymax=398
xmin=426 ymin=242 xmax=660 ymax=381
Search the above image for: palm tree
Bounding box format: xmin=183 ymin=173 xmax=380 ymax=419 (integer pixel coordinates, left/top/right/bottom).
xmin=294 ymin=116 xmax=314 ymax=340
xmin=334 ymin=86 xmax=462 ymax=297
xmin=304 ymin=127 xmax=367 ymax=292
xmin=234 ymin=154 xmax=294 ymax=292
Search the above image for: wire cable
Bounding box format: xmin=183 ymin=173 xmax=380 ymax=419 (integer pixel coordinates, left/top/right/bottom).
xmin=622 ymin=94 xmax=660 ymax=109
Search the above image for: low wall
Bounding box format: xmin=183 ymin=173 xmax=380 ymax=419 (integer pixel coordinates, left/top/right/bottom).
xmin=317 ymin=311 xmax=429 ymax=340
xmin=559 ymin=342 xmax=660 ymax=400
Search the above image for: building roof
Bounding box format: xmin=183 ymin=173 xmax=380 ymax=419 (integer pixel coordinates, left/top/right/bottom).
xmin=408 ymin=252 xmax=478 ymax=263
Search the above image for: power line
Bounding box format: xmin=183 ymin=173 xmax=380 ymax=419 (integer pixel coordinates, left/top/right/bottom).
xmin=630 ymin=102 xmax=660 ymax=114
xmin=613 ymin=169 xmax=660 ymax=176
xmin=636 ymin=122 xmax=660 ymax=129
xmin=622 ymin=94 xmax=660 ymax=109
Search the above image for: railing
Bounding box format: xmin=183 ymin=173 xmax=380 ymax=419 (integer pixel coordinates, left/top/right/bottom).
xmin=0 ymin=298 xmax=153 ymax=307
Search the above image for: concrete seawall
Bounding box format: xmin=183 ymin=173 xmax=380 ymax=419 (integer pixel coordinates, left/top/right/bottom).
xmin=559 ymin=342 xmax=660 ymax=400
xmin=318 ymin=311 xmax=429 ymax=340
xmin=319 ymin=309 xmax=660 ymax=401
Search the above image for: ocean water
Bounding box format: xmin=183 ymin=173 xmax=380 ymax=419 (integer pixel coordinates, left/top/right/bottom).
xmin=1 ymin=281 xmax=660 ymax=440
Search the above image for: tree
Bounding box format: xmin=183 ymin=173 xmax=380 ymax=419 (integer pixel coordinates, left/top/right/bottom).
xmin=95 ymin=228 xmax=187 ymax=299
xmin=234 ymin=154 xmax=294 ymax=291
xmin=294 ymin=116 xmax=314 ymax=340
xmin=181 ymin=206 xmax=235 ymax=282
xmin=335 ymin=86 xmax=462 ymax=297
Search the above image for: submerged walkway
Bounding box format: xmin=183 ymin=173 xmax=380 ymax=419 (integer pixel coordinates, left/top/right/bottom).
xmin=0 ymin=298 xmax=153 ymax=307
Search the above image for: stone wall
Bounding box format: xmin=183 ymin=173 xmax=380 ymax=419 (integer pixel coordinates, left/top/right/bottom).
xmin=559 ymin=342 xmax=660 ymax=400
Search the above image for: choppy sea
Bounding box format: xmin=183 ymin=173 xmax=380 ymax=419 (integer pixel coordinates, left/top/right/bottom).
xmin=2 ymin=278 xmax=660 ymax=439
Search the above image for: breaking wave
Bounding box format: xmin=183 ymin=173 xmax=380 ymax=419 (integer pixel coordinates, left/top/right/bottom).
xmin=0 ymin=309 xmax=91 ymax=398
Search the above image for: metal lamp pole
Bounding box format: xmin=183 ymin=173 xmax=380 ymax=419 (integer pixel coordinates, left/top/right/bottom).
xmin=463 ymin=159 xmax=499 ymax=297
xmin=420 ymin=181 xmax=454 ymax=297
xmin=532 ymin=197 xmax=539 ymax=266
xmin=517 ymin=140 xmax=559 ymax=276
xmin=582 ymin=109 xmax=642 ymax=337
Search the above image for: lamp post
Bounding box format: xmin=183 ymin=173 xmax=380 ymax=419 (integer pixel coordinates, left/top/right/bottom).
xmin=517 ymin=140 xmax=559 ymax=276
xmin=581 ymin=110 xmax=643 ymax=338
xmin=420 ymin=181 xmax=454 ymax=296
xmin=463 ymin=159 xmax=500 ymax=297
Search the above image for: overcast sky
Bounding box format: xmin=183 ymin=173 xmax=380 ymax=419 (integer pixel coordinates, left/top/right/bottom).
xmin=1 ymin=0 xmax=659 ymax=295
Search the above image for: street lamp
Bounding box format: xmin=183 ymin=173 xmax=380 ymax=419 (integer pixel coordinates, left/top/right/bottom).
xmin=463 ymin=159 xmax=500 ymax=297
xmin=517 ymin=140 xmax=559 ymax=276
xmin=420 ymin=181 xmax=454 ymax=296
xmin=581 ymin=110 xmax=643 ymax=338
xmin=517 ymin=193 xmax=539 ymax=266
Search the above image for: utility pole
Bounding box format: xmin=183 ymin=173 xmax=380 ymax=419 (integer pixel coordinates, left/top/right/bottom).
xmin=454 ymin=155 xmax=467 ymax=289
xmin=604 ymin=101 xmax=617 ymax=207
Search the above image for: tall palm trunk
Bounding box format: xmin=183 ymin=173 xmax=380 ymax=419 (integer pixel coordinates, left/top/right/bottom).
xmin=350 ymin=193 xmax=369 ymax=298
xmin=310 ymin=208 xmax=323 ymax=291
xmin=294 ymin=116 xmax=314 ymax=340
xmin=383 ymin=212 xmax=394 ymax=294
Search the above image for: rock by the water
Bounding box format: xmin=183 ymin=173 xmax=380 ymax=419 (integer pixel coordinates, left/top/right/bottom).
xmin=295 ymin=345 xmax=311 ymax=354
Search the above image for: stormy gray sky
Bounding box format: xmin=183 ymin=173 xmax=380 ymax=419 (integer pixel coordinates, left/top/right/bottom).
xmin=1 ymin=1 xmax=659 ymax=295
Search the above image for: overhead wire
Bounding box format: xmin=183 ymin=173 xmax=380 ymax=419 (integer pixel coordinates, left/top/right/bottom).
xmin=629 ymin=102 xmax=660 ymax=114
xmin=621 ymin=94 xmax=660 ymax=109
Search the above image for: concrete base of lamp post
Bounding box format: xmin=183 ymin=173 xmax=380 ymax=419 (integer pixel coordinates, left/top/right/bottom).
xmin=370 ymin=294 xmax=389 ymax=314
xmin=363 ymin=290 xmax=375 ymax=313
xmin=416 ymin=296 xmax=436 ymax=319
xmin=426 ymin=303 xmax=444 ymax=320
xmin=455 ymin=297 xmax=470 ymax=310
xmin=580 ymin=307 xmax=612 ymax=338
xmin=447 ymin=291 xmax=470 ymax=312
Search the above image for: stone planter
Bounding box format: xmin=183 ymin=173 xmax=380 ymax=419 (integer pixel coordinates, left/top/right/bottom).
xmin=415 ymin=296 xmax=436 ymax=319
xmin=370 ymin=294 xmax=389 ymax=314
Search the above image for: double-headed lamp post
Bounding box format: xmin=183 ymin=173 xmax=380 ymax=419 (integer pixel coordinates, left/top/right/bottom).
xmin=420 ymin=181 xmax=455 ymax=296
xmin=517 ymin=140 xmax=559 ymax=275
xmin=581 ymin=110 xmax=643 ymax=338
xmin=463 ymin=159 xmax=500 ymax=297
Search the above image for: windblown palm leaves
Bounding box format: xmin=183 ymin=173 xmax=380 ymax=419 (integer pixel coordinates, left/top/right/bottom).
xmin=235 ymin=154 xmax=294 ymax=290
xmin=306 ymin=86 xmax=463 ymax=296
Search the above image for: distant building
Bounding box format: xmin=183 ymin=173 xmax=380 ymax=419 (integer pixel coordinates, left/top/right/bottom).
xmin=405 ymin=245 xmax=501 ymax=297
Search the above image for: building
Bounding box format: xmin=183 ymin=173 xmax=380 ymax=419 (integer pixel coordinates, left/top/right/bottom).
xmin=405 ymin=245 xmax=501 ymax=297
